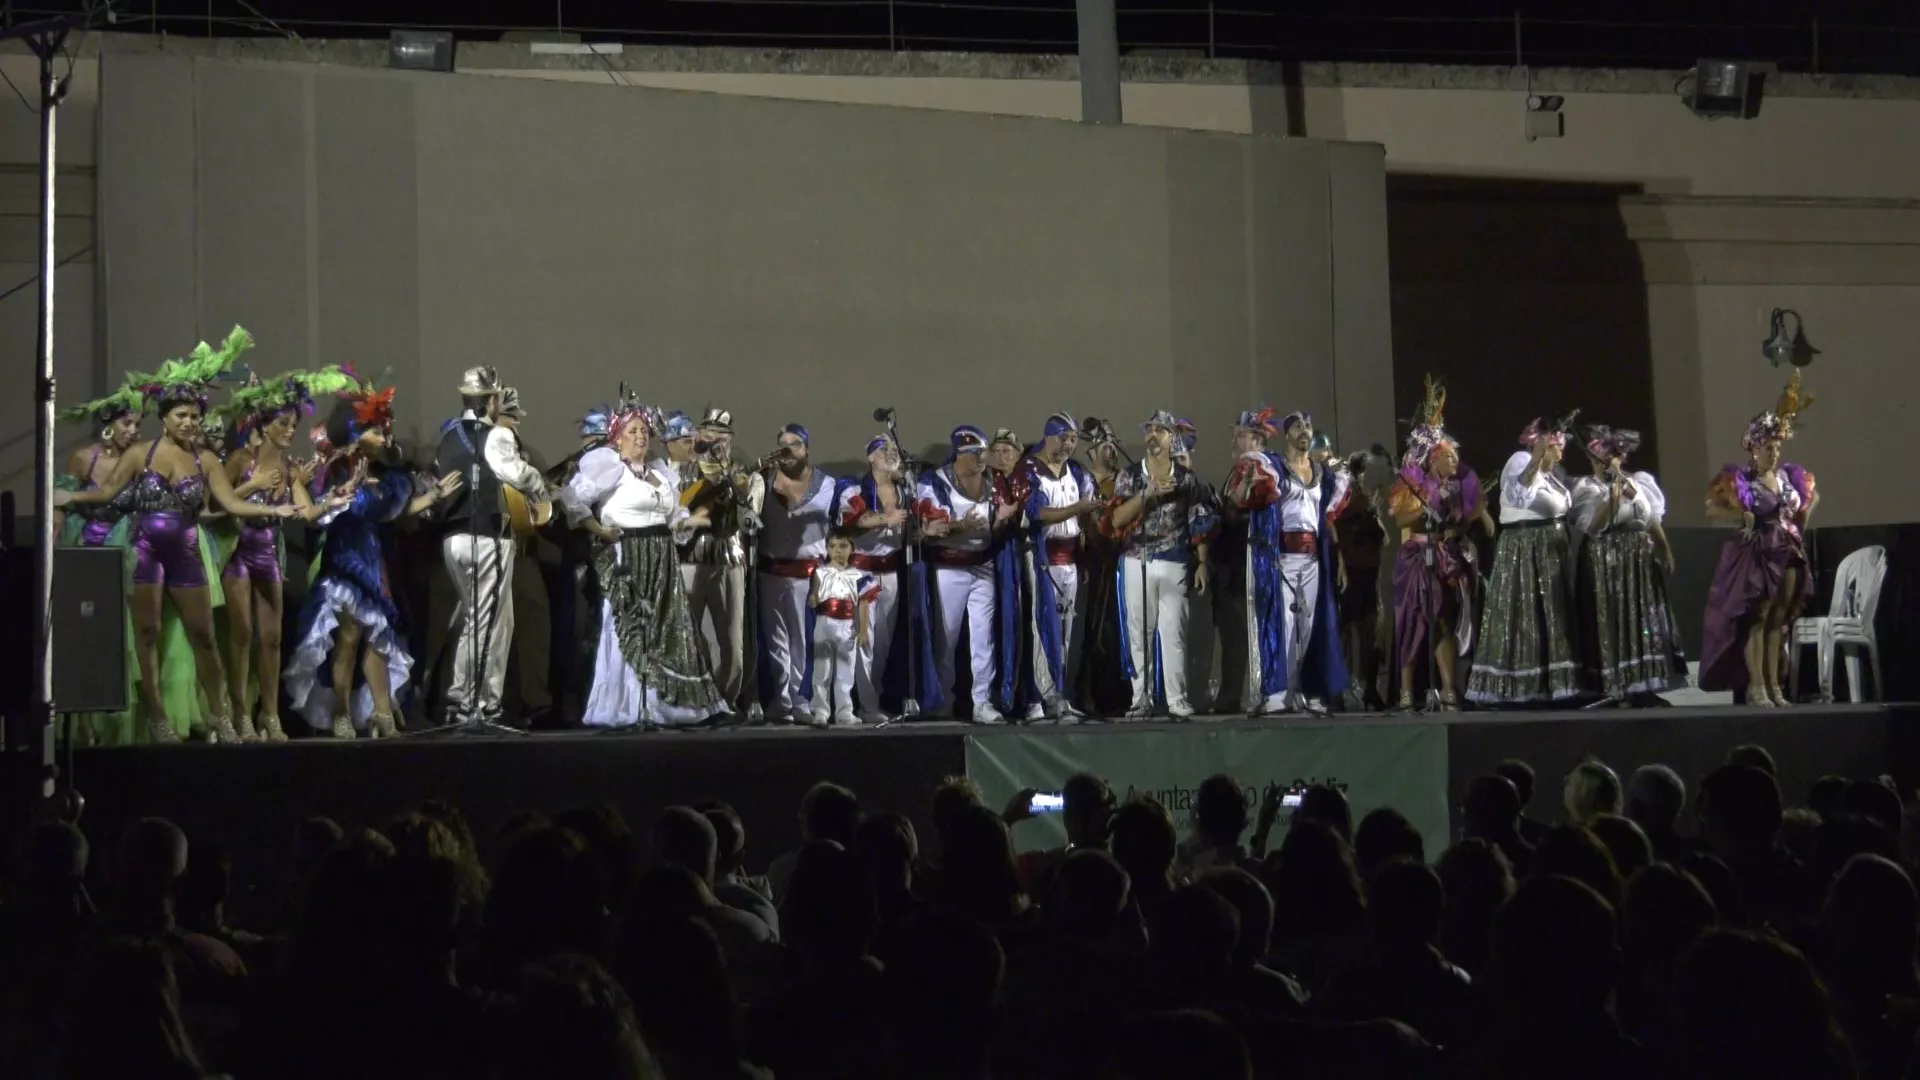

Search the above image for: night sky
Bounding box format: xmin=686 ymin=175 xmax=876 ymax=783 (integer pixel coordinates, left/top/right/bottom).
xmin=8 ymin=1 xmax=1920 ymax=73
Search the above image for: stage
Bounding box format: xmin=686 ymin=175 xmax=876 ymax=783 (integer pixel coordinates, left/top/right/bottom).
xmin=33 ymin=700 xmax=1915 ymax=928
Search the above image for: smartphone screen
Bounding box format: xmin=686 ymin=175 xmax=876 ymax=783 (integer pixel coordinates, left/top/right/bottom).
xmin=1029 ymin=791 xmax=1066 ymax=815
xmin=1281 ymin=791 xmax=1304 ymax=808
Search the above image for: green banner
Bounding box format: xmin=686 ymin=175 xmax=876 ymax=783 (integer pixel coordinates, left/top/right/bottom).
xmin=965 ymin=722 xmax=1451 ymax=858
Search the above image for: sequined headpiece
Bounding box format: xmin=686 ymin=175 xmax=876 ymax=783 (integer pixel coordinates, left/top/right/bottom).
xmin=1582 ymin=424 xmax=1642 ymax=461
xmin=866 ymin=434 xmax=894 ymax=457
xmin=661 ymin=411 xmax=696 ymax=441
xmin=607 ymin=386 xmax=662 ymax=448
xmin=1744 ymin=368 xmax=1814 ymax=452
xmin=1519 ymin=408 xmax=1580 ymax=451
xmin=580 ymin=404 xmax=614 ymax=440
xmin=1235 ymin=408 xmax=1280 ymax=439
xmin=220 ymin=365 xmax=360 ymax=440
xmin=1043 ymin=412 xmax=1078 ymax=439
xmin=1403 ymin=375 xmax=1458 ymax=471
xmin=1281 ymin=411 xmax=1314 ymax=434
xmin=1174 ymin=417 xmax=1198 ymax=456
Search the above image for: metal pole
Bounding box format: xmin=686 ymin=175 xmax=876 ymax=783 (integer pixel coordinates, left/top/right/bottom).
xmin=31 ymin=28 xmax=69 ymax=804
xmin=1075 ymin=0 xmax=1122 ymax=125
xmin=889 ymin=0 xmax=896 ymax=53
xmin=1208 ymin=2 xmax=1215 ymax=60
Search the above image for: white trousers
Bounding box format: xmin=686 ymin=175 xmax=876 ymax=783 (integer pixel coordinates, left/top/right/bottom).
xmin=934 ymin=565 xmax=997 ymax=709
xmin=855 ymin=570 xmax=900 ymax=715
xmin=812 ymin=615 xmax=858 ymax=720
xmin=1122 ymin=557 xmax=1192 ymax=713
xmin=683 ymin=563 xmax=748 ymax=704
xmin=758 ymin=573 xmax=812 ymax=718
xmin=442 ymin=533 xmax=515 ymax=714
xmin=1245 ymin=551 xmax=1322 ymax=711
xmin=1027 ymin=559 xmax=1080 ymax=707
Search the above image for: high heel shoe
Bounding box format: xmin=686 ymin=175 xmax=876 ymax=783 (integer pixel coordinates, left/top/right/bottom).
xmin=1748 ymin=685 xmax=1776 ymax=708
xmin=330 ymin=710 xmax=355 ymax=740
xmin=207 ymin=713 xmax=241 ymax=745
xmin=234 ymin=712 xmax=260 ymax=743
xmin=148 ymin=717 xmax=181 ymax=744
xmin=258 ymin=713 xmax=289 ymax=743
xmin=369 ymin=711 xmax=397 ymax=740
xmin=1768 ymin=685 xmax=1792 ymax=708
xmin=1397 ymin=689 xmax=1415 ymax=712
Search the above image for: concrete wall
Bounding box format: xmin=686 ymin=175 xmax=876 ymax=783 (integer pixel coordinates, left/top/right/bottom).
xmin=8 ymin=40 xmax=1919 ymax=524
xmin=85 ymin=50 xmax=1392 ymax=481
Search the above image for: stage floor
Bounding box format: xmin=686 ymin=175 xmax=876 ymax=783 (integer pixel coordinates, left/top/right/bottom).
xmin=43 ymin=701 xmax=1918 ymax=928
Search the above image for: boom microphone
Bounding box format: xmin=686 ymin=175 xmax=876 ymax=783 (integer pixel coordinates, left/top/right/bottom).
xmin=873 ymin=406 xmax=897 ymax=423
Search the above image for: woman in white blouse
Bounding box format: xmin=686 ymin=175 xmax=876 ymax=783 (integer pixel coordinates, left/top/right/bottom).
xmin=560 ymin=404 xmax=724 ymax=728
xmin=1467 ymin=416 xmax=1584 ymax=706
xmin=1570 ymin=426 xmax=1687 ymax=704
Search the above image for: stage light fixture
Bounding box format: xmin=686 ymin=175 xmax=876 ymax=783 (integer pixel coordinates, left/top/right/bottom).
xmin=1687 ymin=59 xmax=1764 ymax=119
xmin=389 ymin=30 xmax=455 ymax=73
xmin=1762 ymin=308 xmax=1819 ymax=368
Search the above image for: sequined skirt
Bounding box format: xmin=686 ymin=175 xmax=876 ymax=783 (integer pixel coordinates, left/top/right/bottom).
xmin=1575 ymin=531 xmax=1688 ymax=697
xmin=594 ymin=530 xmax=722 ymax=716
xmin=1467 ymin=520 xmax=1582 ymax=705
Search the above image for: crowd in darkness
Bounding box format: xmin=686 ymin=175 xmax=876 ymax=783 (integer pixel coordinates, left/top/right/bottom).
xmin=0 ymin=743 xmax=1916 ymax=1078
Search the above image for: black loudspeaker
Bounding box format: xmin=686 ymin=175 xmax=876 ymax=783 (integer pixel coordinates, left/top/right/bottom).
xmin=52 ymin=545 xmax=128 ymax=713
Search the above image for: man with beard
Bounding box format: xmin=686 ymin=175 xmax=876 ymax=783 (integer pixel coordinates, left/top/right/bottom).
xmin=834 ymin=434 xmax=914 ymax=721
xmin=758 ymin=423 xmax=834 ymax=722
xmin=1102 ymin=411 xmax=1216 ymax=720
xmin=1015 ymin=412 xmax=1102 ymax=721
xmin=679 ymin=407 xmax=765 ymax=717
xmin=1226 ymin=410 xmax=1350 ymax=715
xmin=917 ymin=426 xmax=1022 ymax=724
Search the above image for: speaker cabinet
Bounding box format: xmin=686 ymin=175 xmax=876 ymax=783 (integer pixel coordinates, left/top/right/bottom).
xmin=52 ymin=545 xmax=128 ymax=713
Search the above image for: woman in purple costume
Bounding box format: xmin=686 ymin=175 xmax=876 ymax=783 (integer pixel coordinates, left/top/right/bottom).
xmin=58 ymin=387 xmax=144 ymax=547
xmin=212 ymin=369 xmax=349 ymax=740
xmin=55 ymin=328 xmax=309 ymax=744
xmin=1699 ymin=370 xmax=1819 ymax=706
xmin=1386 ymin=377 xmax=1495 ymax=710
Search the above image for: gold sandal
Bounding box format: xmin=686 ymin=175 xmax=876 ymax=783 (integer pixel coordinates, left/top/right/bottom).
xmin=258 ymin=713 xmax=289 ymax=743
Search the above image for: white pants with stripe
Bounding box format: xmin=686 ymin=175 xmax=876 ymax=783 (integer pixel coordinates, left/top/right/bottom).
xmin=442 ymin=533 xmax=516 ymax=715
xmin=933 ymin=564 xmax=997 ymax=710
xmin=855 ymin=570 xmax=899 ymax=716
xmin=1244 ymin=550 xmax=1322 ymax=712
xmin=1027 ymin=558 xmax=1080 ymax=708
xmin=758 ymin=572 xmax=812 ymax=719
xmin=811 ymin=614 xmax=858 ymax=721
xmin=1122 ymin=556 xmax=1191 ymax=714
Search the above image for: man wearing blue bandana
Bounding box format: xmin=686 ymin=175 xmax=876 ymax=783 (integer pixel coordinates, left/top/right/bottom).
xmin=917 ymin=425 xmax=1022 ymax=723
xmin=1226 ymin=409 xmax=1351 ymax=714
xmin=758 ymin=422 xmax=835 ymax=722
xmin=1014 ymin=412 xmax=1103 ymax=720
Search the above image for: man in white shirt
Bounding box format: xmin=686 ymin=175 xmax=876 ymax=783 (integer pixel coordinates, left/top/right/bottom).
xmin=434 ymin=366 xmax=551 ymax=723
xmin=759 ymin=423 xmax=835 ymax=723
xmin=1015 ymin=412 xmax=1102 ymax=720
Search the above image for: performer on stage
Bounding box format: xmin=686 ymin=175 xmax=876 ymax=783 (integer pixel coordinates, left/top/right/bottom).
xmin=918 ymin=425 xmax=1022 ymax=723
xmin=285 ymin=375 xmax=459 ymax=738
xmin=435 ymin=367 xmax=550 ymax=724
xmin=1386 ymin=378 xmax=1493 ymax=711
xmin=560 ymin=401 xmax=723 ymax=728
xmin=1335 ymin=447 xmax=1395 ymax=711
xmin=1700 ymin=371 xmax=1818 ymax=706
xmin=1225 ymin=409 xmax=1348 ymax=715
xmin=545 ymin=403 xmax=614 ymax=725
xmin=1205 ymin=414 xmax=1265 ymax=715
xmin=1073 ymin=421 xmax=1134 ymax=716
xmin=1570 ymin=425 xmax=1686 ymax=706
xmin=988 ymin=429 xmax=1024 ymax=479
xmin=809 ymin=531 xmax=881 ymax=727
xmin=58 ymin=385 xmax=143 ymax=547
xmin=1467 ymin=410 xmax=1583 ymax=706
xmin=662 ymin=411 xmax=697 ymax=468
xmin=214 ymin=368 xmax=348 ymax=740
xmin=1104 ymin=410 xmax=1217 ymax=719
xmin=759 ymin=423 xmax=835 ymax=722
xmin=55 ymin=329 xmax=305 ymax=744
xmin=678 ymin=407 xmax=765 ymax=715
xmin=1014 ymin=413 xmax=1101 ymax=721
xmin=835 ymin=433 xmax=913 ymax=721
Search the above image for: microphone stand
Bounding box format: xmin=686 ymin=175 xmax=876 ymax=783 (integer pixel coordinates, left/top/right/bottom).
xmin=875 ymin=414 xmax=919 ymax=728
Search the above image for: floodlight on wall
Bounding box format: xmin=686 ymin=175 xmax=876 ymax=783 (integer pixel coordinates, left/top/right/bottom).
xmin=1762 ymin=308 xmax=1819 ymax=368
xmin=389 ymin=29 xmax=454 ymax=73
xmin=1683 ymin=59 xmax=1768 ymax=119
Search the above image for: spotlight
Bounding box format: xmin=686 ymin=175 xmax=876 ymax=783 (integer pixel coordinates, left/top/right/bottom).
xmin=389 ymin=30 xmax=455 ymax=73
xmin=1761 ymin=308 xmax=1818 ymax=368
xmin=1686 ymin=59 xmax=1768 ymax=119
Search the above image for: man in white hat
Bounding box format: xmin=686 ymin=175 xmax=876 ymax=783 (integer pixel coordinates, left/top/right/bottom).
xmin=434 ymin=366 xmax=551 ymax=724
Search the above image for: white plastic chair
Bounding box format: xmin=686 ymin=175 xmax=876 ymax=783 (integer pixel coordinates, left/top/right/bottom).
xmin=1789 ymin=545 xmax=1888 ymax=703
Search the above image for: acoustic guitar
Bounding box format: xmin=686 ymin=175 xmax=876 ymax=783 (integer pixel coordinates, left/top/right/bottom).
xmin=503 ymin=484 xmax=553 ymax=542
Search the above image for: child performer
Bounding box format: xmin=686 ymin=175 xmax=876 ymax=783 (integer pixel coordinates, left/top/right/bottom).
xmin=810 ymin=531 xmax=881 ymax=727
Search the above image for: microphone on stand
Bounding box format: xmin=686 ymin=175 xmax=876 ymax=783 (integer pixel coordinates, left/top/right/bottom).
xmin=873 ymin=406 xmax=897 ymax=424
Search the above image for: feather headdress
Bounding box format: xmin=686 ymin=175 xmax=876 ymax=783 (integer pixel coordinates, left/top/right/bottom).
xmin=59 ymin=381 xmax=147 ymax=425
xmin=136 ymin=326 xmax=256 ymax=410
xmin=1403 ymin=375 xmax=1458 ymax=470
xmin=1582 ymin=424 xmax=1642 ymax=461
xmin=1743 ymin=368 xmax=1814 ymax=452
